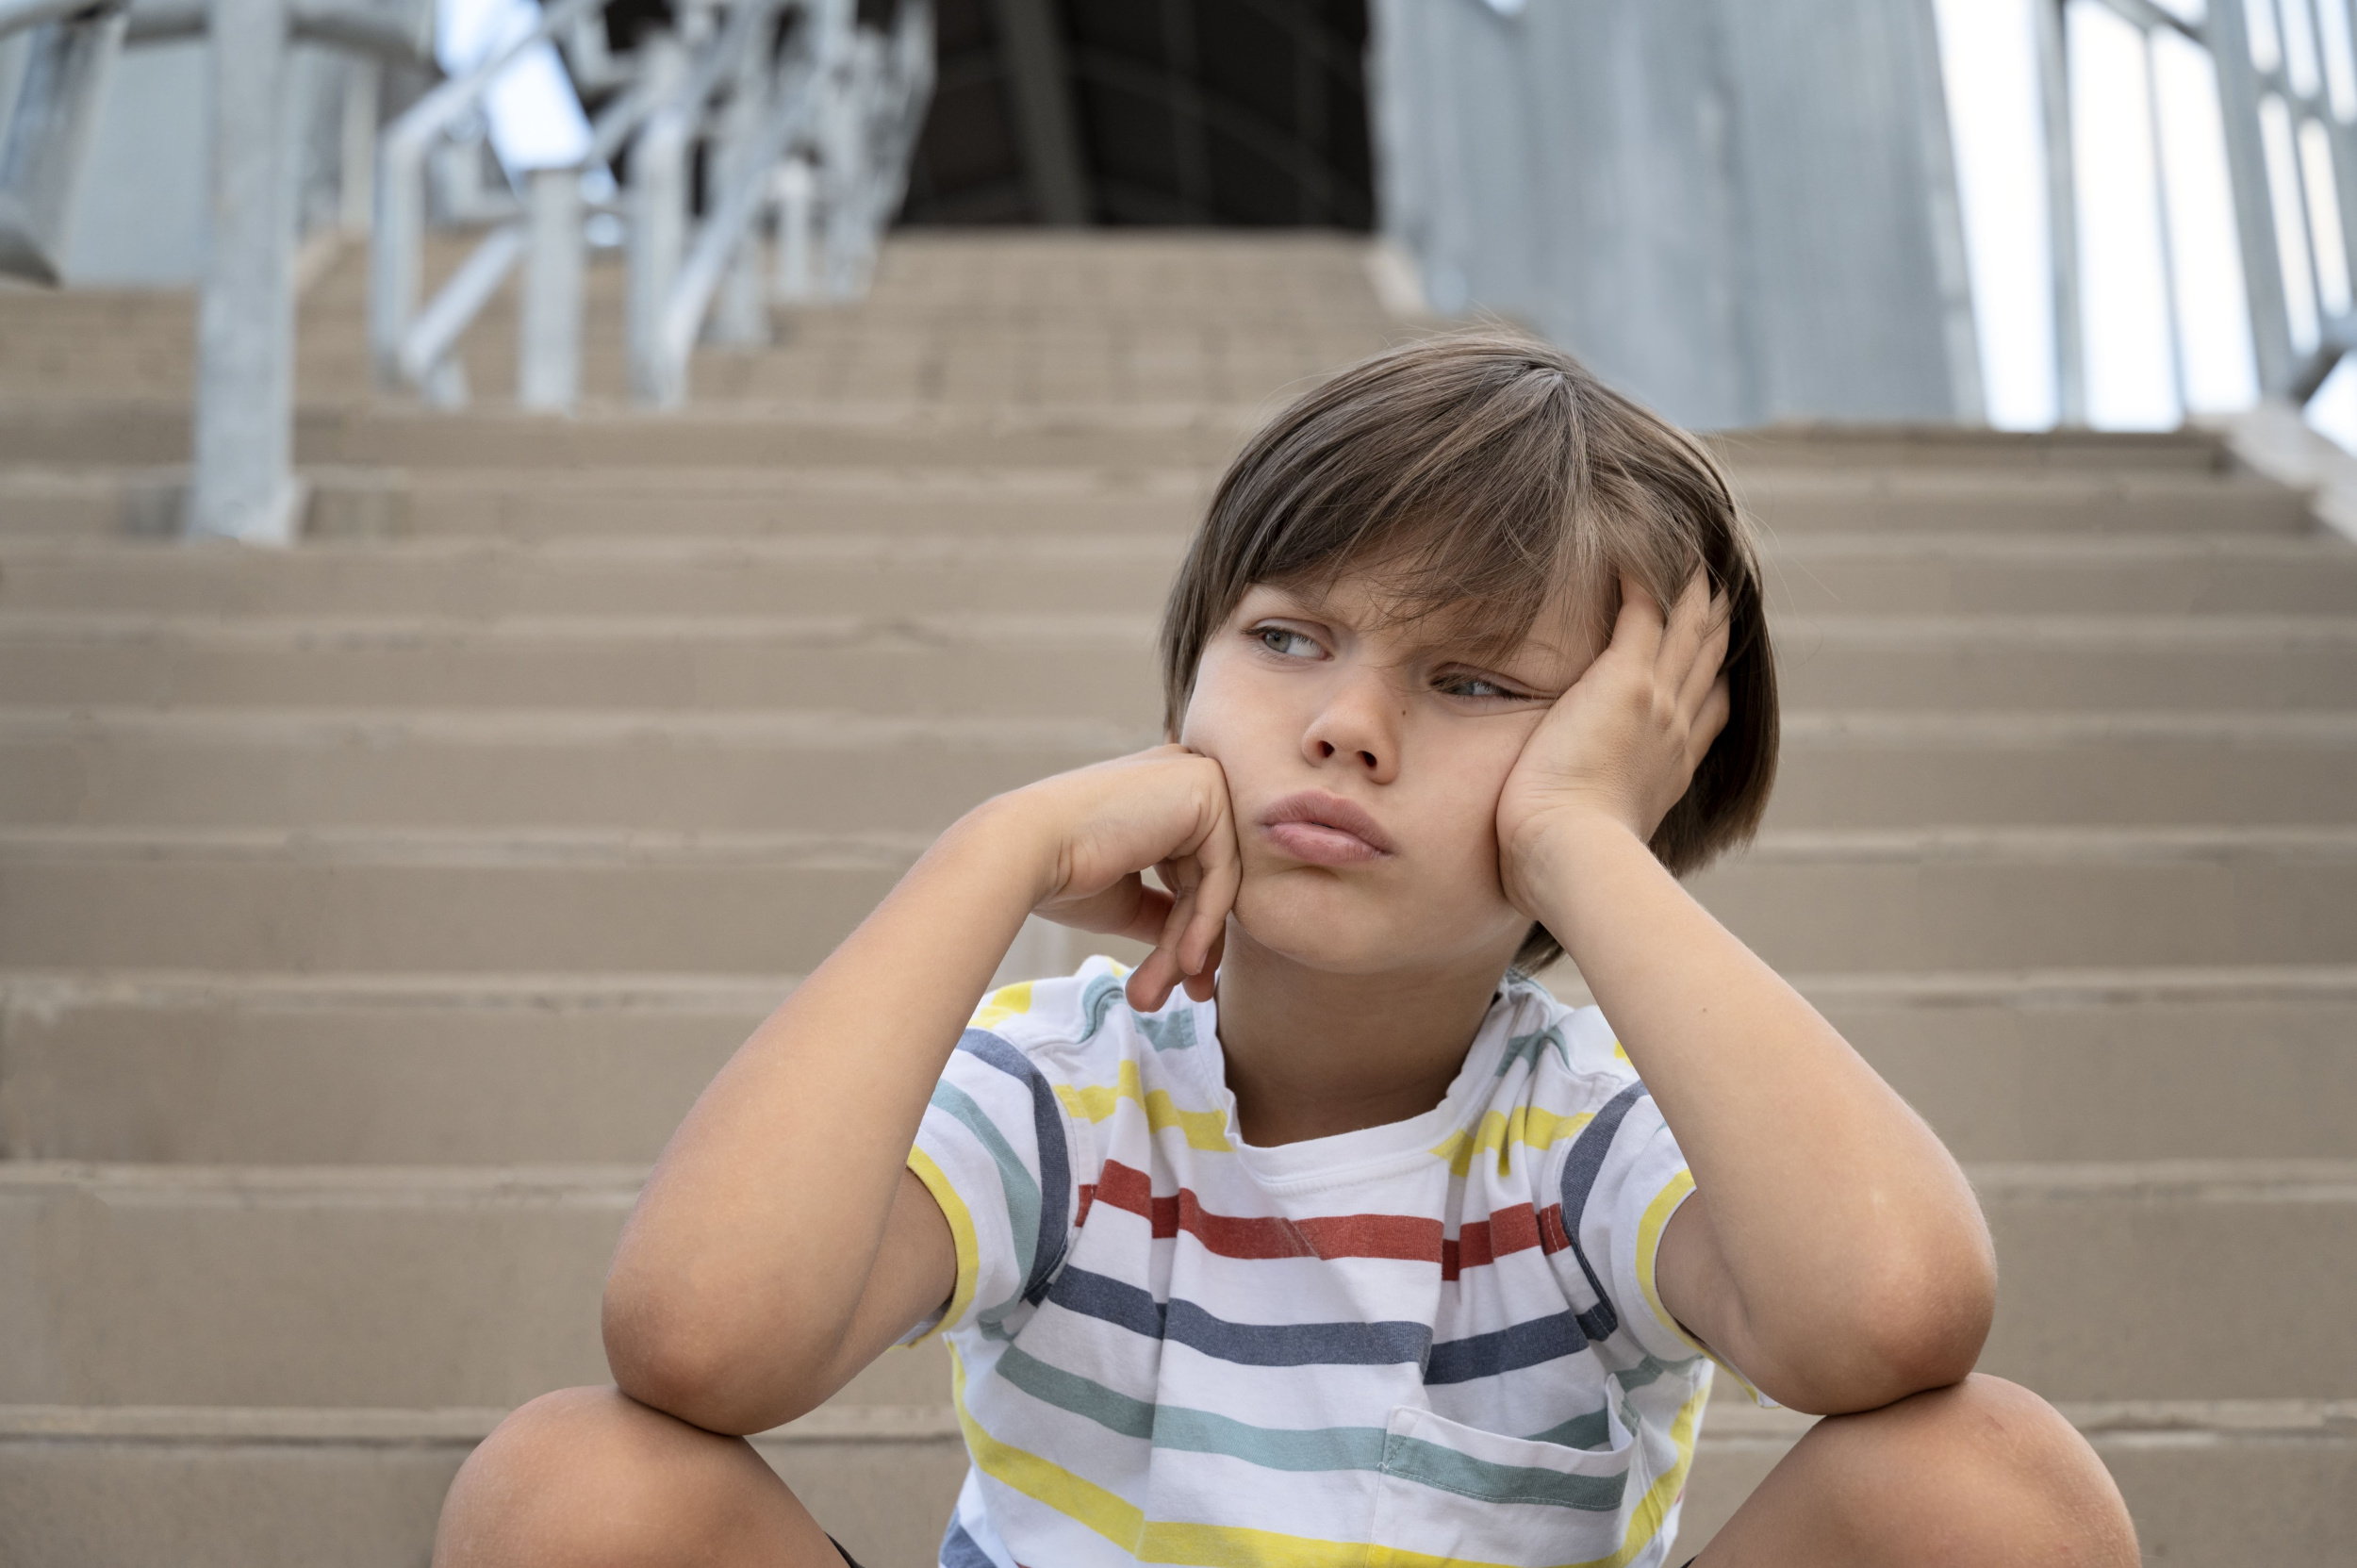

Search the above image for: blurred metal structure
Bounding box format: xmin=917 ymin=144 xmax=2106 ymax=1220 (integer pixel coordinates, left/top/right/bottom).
xmin=1369 ymin=0 xmax=1983 ymax=430
xmin=0 ymin=6 xmax=127 ymax=283
xmin=375 ymin=0 xmax=932 ymax=415
xmin=2036 ymin=0 xmax=2357 ymax=416
xmin=0 ymin=0 xmax=932 ymax=544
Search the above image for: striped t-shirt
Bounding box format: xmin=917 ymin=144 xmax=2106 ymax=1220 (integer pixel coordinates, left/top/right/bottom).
xmin=902 ymin=955 xmax=1722 ymax=1568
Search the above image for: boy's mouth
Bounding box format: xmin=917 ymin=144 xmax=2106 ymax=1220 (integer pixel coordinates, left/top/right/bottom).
xmin=1259 ymin=791 xmax=1396 ymax=865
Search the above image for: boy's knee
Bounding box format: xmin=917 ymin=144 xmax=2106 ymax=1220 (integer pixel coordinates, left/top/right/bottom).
xmin=434 ymin=1386 xmax=783 ymax=1568
xmin=1811 ymin=1375 xmax=2137 ymax=1566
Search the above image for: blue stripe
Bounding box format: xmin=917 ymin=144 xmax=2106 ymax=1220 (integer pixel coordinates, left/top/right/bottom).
xmin=957 ymin=1030 xmax=1072 ymax=1306
xmin=1047 ymin=1265 xmax=1433 ymax=1368
xmin=1079 ymin=974 xmax=1126 ymax=1041
xmin=1423 ymin=1300 xmax=1611 ymax=1385
xmin=1555 ymin=1081 xmax=1649 ymax=1340
xmin=938 ymin=1517 xmax=996 ymax=1568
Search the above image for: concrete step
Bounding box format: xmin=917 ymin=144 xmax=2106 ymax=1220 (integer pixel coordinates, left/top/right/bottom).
xmin=3 ymin=825 xmax=2351 ymax=975
xmin=0 ymin=534 xmax=1196 ymax=615
xmin=6 ymin=708 xmax=2354 ymax=832
xmin=4 ymin=612 xmax=2350 ymax=716
xmin=1711 ymin=423 xmax=2236 ymax=471
xmin=5 ymin=967 xmax=2350 ymax=1167
xmin=0 ymin=1402 xmax=975 ymax=1568
xmin=3 ymin=1396 xmax=2346 ymax=1568
xmin=7 ymin=530 xmax=2357 ymax=617
xmin=0 ymin=403 xmax=2292 ymax=502
xmin=0 ymin=402 xmax=1267 ymax=472
xmin=4 ymin=1158 xmax=2348 ymax=1408
xmin=0 ymin=465 xmax=1211 ymax=543
xmin=1 ymin=459 xmax=2319 ymax=543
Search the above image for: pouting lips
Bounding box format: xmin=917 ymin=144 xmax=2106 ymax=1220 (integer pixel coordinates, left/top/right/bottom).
xmin=1258 ymin=790 xmax=1395 ymax=865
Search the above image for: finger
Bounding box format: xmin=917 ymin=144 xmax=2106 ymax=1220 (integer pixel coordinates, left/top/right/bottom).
xmin=1178 ymin=821 xmax=1242 ymax=975
xmin=1125 ymin=945 xmax=1183 ymax=1014
xmin=1181 ymin=924 xmax=1226 ymax=1002
xmin=1655 ymin=569 xmax=1715 ymax=680
xmin=1687 ymin=676 xmax=1732 ymax=772
xmin=1127 ymin=862 xmax=1205 ymax=1012
xmin=1608 ymin=573 xmax=1668 ymax=662
xmin=1678 ymin=608 xmax=1733 ymax=717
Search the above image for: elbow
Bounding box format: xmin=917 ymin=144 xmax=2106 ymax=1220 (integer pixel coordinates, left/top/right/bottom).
xmin=1855 ymin=1257 xmax=1995 ymax=1402
xmin=1775 ymin=1234 xmax=1998 ymax=1415
xmin=601 ymin=1273 xmax=826 ymax=1437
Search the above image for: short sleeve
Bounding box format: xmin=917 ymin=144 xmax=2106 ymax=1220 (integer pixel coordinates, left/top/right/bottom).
xmin=1542 ymin=1081 xmax=1712 ymax=1361
xmin=902 ymin=1027 xmax=1083 ymax=1343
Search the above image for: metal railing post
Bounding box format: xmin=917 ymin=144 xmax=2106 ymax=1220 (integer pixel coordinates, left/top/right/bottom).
xmin=187 ymin=0 xmax=302 ymax=542
xmin=2032 ymin=0 xmax=2086 ymax=425
xmin=518 ymin=166 xmax=583 ymax=410
xmin=772 ymin=153 xmax=816 ymax=302
xmin=707 ymin=14 xmax=772 ymax=345
xmin=2206 ymin=0 xmax=2299 ymax=396
xmin=628 ymin=32 xmax=689 ymax=406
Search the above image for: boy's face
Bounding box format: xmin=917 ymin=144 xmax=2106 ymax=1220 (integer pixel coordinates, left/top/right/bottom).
xmin=1178 ymin=570 xmax=1604 ymax=977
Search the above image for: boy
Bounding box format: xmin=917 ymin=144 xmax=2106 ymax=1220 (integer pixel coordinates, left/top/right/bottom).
xmin=437 ymin=336 xmax=2138 ymax=1566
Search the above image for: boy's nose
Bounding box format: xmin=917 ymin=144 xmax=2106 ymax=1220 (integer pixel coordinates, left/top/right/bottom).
xmin=1302 ymin=688 xmax=1400 ymax=783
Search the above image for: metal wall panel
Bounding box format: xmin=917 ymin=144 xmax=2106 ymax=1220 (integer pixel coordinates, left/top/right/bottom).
xmin=1371 ymin=0 xmax=1979 ymax=428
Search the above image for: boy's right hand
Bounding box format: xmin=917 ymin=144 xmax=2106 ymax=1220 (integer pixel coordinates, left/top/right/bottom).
xmin=1004 ymin=745 xmax=1241 ymax=1012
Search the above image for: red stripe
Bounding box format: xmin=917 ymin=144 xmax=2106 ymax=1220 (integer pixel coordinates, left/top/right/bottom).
xmin=1090 ymin=1160 xmax=1442 ymax=1263
xmin=1076 ymin=1183 xmax=1096 ymax=1228
xmin=1441 ymin=1202 xmax=1571 ymax=1281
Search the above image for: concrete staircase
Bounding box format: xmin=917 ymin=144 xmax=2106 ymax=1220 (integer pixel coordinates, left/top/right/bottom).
xmin=2 ymin=233 xmax=2353 ymax=1566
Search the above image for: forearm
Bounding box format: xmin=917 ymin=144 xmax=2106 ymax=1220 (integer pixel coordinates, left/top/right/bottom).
xmin=1527 ymin=815 xmax=1994 ymax=1408
xmin=602 ymin=799 xmax=1046 ymax=1425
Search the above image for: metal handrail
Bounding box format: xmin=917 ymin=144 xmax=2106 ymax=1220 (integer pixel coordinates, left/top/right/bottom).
xmin=2041 ymin=0 xmax=2357 ymax=417
xmin=370 ymin=0 xmax=602 ymax=399
xmin=374 ymin=0 xmax=932 ymax=414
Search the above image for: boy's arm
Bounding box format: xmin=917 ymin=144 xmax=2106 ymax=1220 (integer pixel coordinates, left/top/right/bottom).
xmin=602 ymin=749 xmax=1238 ymax=1436
xmin=1499 ymin=579 xmax=1995 ymax=1417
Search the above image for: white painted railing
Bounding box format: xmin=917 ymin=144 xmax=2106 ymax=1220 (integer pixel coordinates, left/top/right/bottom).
xmin=372 ymin=0 xmax=932 ymax=413
xmin=2040 ymin=0 xmax=2357 ymax=412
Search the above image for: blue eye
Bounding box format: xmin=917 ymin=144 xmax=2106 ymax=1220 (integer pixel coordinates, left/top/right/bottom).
xmin=1438 ymin=672 xmax=1526 ymax=701
xmin=1257 ymin=627 xmax=1321 ymax=658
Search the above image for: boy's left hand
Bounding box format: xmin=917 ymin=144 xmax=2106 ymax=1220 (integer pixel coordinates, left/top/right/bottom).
xmin=1495 ymin=570 xmax=1732 ymax=915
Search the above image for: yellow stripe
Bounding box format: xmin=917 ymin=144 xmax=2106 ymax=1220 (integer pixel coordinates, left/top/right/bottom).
xmin=970 ymin=981 xmax=1035 ymax=1032
xmin=1430 ymin=1106 xmax=1595 ymax=1178
xmin=1569 ymin=1381 xmax=1711 ymax=1568
xmin=951 ymin=1343 xmax=1706 ymax=1568
xmin=1053 ymin=1059 xmax=1231 ymax=1152
xmin=1637 ymin=1170 xmax=1768 ymax=1405
xmin=950 ymin=1346 xmax=1529 ymax=1568
xmin=903 ymin=1147 xmax=981 ymax=1341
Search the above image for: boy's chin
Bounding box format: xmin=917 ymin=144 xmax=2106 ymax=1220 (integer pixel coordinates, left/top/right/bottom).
xmin=1229 ymin=877 xmax=1509 ymax=978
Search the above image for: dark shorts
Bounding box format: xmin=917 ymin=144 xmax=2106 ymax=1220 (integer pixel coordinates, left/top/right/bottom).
xmin=829 ymin=1536 xmax=864 ymax=1568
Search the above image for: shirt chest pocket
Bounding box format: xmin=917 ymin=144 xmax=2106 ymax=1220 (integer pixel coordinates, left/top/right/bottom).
xmin=1365 ymin=1404 xmax=1665 ymax=1568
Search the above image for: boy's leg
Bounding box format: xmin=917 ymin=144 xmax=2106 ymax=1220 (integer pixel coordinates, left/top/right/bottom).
xmin=1691 ymin=1375 xmax=2137 ymax=1567
xmin=433 ymin=1386 xmax=849 ymax=1568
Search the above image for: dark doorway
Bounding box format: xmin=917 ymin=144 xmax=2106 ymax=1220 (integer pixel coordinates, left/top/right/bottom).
xmin=898 ymin=0 xmax=1374 ymax=228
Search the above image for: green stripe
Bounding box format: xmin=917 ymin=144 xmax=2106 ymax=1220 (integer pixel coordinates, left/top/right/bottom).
xmin=1523 ymin=1408 xmax=1610 ymax=1451
xmin=931 ymin=1081 xmax=1039 ymax=1311
xmin=1380 ymin=1434 xmax=1628 ymax=1512
xmin=989 ymin=1347 xmax=1627 ymax=1506
xmin=997 ymin=1346 xmax=1384 ymax=1470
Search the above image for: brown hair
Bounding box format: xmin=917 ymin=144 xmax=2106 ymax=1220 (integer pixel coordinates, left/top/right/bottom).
xmin=1157 ymin=331 xmax=1779 ymax=973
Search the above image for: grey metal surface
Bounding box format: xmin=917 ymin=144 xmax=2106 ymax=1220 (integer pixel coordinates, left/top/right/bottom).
xmin=1369 ymin=0 xmax=1981 ymax=429
xmin=0 ymin=15 xmax=125 ymax=284
xmin=184 ymin=0 xmax=298 ymax=543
